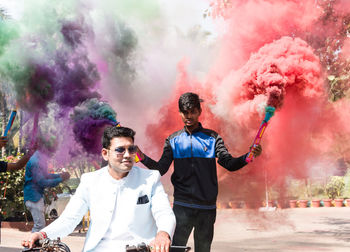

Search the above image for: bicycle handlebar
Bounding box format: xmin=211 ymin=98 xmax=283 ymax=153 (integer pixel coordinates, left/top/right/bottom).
xmin=22 ymin=239 xmax=190 ymax=252
xmin=126 ymin=242 xmax=191 ymax=252
xmin=22 ymin=238 xmax=71 ymax=252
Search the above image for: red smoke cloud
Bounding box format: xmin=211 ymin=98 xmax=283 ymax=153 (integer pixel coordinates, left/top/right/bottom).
xmin=341 ymin=38 xmax=350 ymax=58
xmin=145 ymin=0 xmax=350 ymax=204
xmin=144 ymin=58 xmax=218 ymax=156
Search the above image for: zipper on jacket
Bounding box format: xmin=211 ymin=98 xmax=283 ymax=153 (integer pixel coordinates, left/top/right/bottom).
xmin=190 ymin=134 xmax=195 ymax=198
xmin=190 ymin=134 xmax=193 ymax=158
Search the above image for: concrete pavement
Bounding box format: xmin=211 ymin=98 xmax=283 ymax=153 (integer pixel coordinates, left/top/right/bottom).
xmin=211 ymin=208 xmax=350 ymax=251
xmin=1 ymin=207 xmax=350 ymax=251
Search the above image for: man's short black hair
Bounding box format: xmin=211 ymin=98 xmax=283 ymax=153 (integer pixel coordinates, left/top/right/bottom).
xmin=178 ymin=92 xmax=203 ymax=113
xmin=102 ymin=126 xmax=135 ymax=149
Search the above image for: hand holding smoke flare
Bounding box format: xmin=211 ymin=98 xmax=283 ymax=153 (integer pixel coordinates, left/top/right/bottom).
xmin=227 ymin=37 xmax=323 ymax=167
xmin=245 ymin=92 xmax=278 ymax=163
xmin=240 ymin=44 xmax=296 ymax=163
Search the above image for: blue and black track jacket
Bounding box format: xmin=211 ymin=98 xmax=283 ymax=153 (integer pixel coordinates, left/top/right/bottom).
xmin=142 ymin=123 xmax=248 ymax=209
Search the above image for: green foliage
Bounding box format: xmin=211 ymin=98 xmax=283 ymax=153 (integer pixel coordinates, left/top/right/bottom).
xmin=0 ymin=154 xmax=26 ymax=220
xmin=325 ymin=176 xmax=345 ymax=199
xmin=309 ymin=181 xmax=326 ymax=199
xmin=287 ymin=178 xmax=327 ymax=200
xmin=342 ymin=169 xmax=350 ymax=198
xmin=272 ymin=1 xmax=350 ymax=102
xmin=308 ymin=0 xmax=350 ymax=102
xmin=287 ymin=179 xmax=309 ymax=199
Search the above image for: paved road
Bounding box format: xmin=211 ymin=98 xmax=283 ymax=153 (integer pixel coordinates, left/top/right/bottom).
xmin=1 ymin=208 xmax=350 ymax=251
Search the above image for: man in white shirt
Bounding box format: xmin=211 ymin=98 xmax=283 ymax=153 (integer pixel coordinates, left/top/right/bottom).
xmin=22 ymin=126 xmax=176 ymax=252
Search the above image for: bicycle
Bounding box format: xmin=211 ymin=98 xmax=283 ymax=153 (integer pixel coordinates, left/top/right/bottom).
xmin=22 ymin=239 xmax=191 ymax=252
xmin=22 ymin=238 xmax=70 ymax=252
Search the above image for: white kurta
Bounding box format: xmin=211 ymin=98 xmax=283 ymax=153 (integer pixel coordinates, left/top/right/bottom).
xmin=42 ymin=166 xmax=176 ymax=252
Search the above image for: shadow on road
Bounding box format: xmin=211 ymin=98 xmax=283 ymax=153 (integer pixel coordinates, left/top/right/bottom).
xmin=309 ymin=217 xmax=350 ymax=242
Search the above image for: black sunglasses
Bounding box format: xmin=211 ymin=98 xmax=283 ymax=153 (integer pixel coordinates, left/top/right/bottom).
xmin=112 ymin=145 xmax=138 ymax=155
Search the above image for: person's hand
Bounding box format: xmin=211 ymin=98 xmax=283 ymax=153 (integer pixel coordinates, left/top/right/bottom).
xmin=0 ymin=136 xmax=8 ymax=148
xmin=149 ymin=231 xmax=171 ymax=252
xmin=136 ymin=145 xmax=145 ymax=161
xmin=251 ymin=144 xmax=262 ymax=158
xmin=60 ymin=171 xmax=70 ymax=181
xmin=21 ymin=232 xmax=42 ymax=248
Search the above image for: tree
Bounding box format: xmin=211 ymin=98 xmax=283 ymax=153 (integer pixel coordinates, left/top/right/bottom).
xmin=325 ymin=176 xmax=345 ymax=199
xmin=304 ymin=0 xmax=350 ymax=101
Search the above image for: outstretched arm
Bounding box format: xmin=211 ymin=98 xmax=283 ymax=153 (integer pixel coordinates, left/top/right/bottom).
xmin=138 ymin=138 xmax=174 ymax=176
xmin=7 ymin=140 xmax=38 ymax=172
xmin=7 ymin=148 xmax=37 ymax=172
xmin=216 ymin=135 xmax=261 ymax=171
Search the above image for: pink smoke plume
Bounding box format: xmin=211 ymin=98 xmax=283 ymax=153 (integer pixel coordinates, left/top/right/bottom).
xmin=208 ymin=0 xmax=322 ymax=75
xmin=224 ymin=36 xmax=326 ymax=181
xmin=341 ymin=38 xmax=350 ymax=58
xmin=213 ymin=36 xmax=324 ymax=130
xmin=145 ymin=1 xmax=350 ymax=204
xmin=147 ymin=36 xmax=327 ymax=182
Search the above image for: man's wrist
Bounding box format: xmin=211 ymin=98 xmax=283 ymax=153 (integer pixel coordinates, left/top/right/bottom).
xmin=39 ymin=231 xmax=47 ymax=239
xmin=157 ymin=230 xmax=170 ymax=239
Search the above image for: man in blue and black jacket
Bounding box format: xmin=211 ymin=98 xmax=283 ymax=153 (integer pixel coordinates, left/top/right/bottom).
xmin=138 ymin=92 xmax=262 ymax=252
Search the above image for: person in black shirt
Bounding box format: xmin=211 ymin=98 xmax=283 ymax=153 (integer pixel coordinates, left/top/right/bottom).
xmin=137 ymin=92 xmax=262 ymax=252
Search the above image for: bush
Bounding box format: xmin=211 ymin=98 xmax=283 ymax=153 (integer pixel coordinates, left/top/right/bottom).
xmin=287 ymin=179 xmax=311 ymax=200
xmin=342 ymin=169 xmax=350 ymax=198
xmin=325 ymin=176 xmax=345 ymax=199
xmin=0 ymin=154 xmax=28 ymax=220
xmin=309 ymin=181 xmax=326 ymax=199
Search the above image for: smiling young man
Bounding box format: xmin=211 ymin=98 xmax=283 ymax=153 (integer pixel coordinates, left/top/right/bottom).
xmin=137 ymin=92 xmax=262 ymax=252
xmin=22 ymin=126 xmax=175 ymax=252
